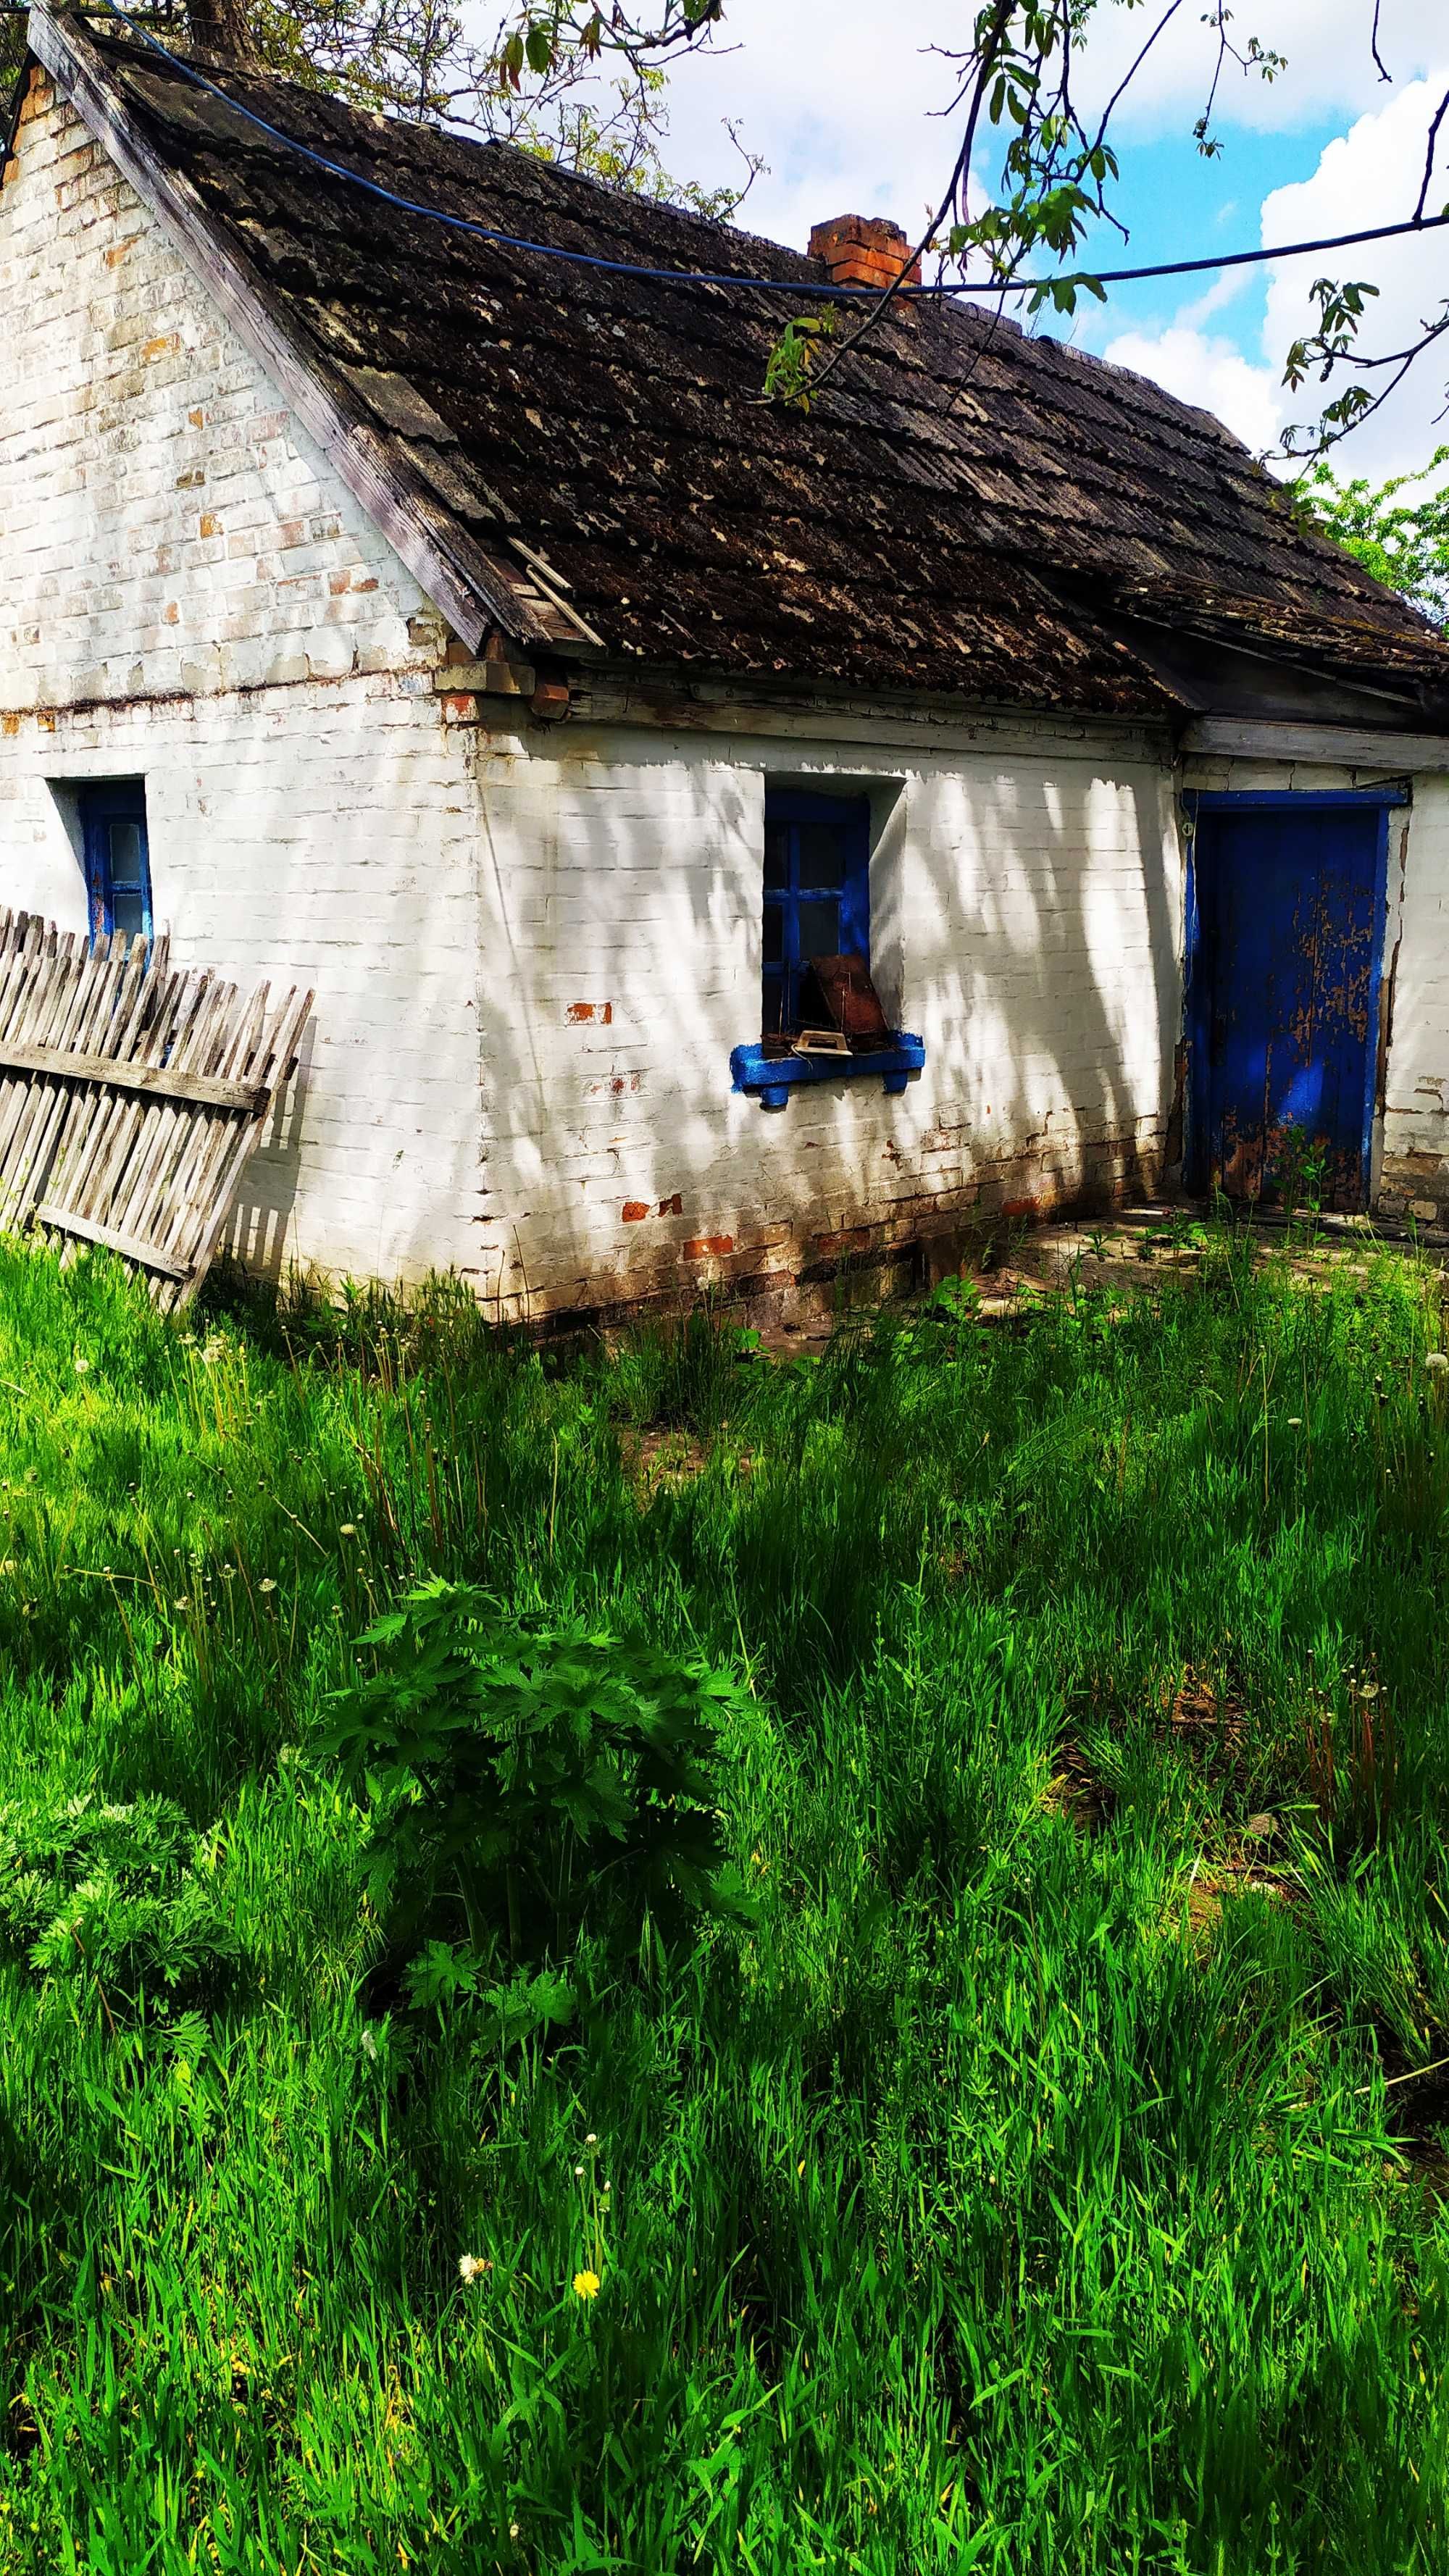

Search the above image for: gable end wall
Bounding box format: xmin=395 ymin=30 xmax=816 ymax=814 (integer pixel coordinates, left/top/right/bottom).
xmin=0 ymin=73 xmax=494 ymax=1290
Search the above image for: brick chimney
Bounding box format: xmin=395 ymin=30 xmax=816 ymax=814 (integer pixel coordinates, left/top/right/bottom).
xmin=809 ymin=214 xmax=922 ymax=295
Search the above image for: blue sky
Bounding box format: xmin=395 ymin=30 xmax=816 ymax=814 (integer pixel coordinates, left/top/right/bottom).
xmin=653 ymin=2 xmax=1449 ymax=479
xmin=1071 ymin=122 xmax=1336 ymax=343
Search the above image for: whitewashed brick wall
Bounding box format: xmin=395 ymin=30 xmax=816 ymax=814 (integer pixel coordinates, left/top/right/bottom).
xmin=0 ymin=75 xmax=489 ymax=1288
xmin=469 ymin=724 xmax=1183 ymax=1316
xmin=1 ymin=70 xmax=1193 ymax=1313
xmin=1 ymin=75 xmax=431 ymax=708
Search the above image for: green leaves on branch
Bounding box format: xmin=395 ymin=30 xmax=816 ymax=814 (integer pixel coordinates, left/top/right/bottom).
xmin=317 ymin=1578 xmax=751 ymax=2030
xmin=1283 ymin=277 xmax=1381 ymax=396
xmin=1293 ymin=444 xmax=1449 ymax=627
xmin=761 ymin=311 xmax=836 ymax=410
xmin=494 ymin=0 xmax=721 ymax=92
xmin=500 ymin=17 xmax=572 ymax=88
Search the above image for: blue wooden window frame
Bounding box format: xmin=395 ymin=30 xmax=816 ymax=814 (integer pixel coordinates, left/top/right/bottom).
xmin=762 ymin=787 xmax=871 ymax=1036
xmin=733 ymin=783 xmax=924 ymax=1107
xmin=78 ymin=782 xmax=152 ymax=948
xmin=1182 ymin=785 xmax=1407 ymax=1202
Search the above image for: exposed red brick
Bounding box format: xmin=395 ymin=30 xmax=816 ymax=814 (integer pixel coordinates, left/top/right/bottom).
xmin=621 ymin=1201 xmax=650 ymax=1223
xmin=567 ymin=1002 xmax=612 ymax=1024
xmin=531 ymin=679 xmax=571 ymax=721
xmin=683 ymin=1235 xmax=735 ymax=1258
xmin=809 ymin=212 xmax=922 ymax=294
xmin=659 ymin=1192 xmax=683 ymax=1216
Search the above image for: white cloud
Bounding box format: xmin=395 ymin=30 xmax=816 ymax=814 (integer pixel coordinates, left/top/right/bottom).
xmin=1101 ymin=324 xmax=1285 ymax=451
xmin=1067 ymin=0 xmax=1440 ymax=137
xmin=660 ymin=0 xmax=1445 ymax=248
xmin=1260 ymin=70 xmax=1449 ymax=475
xmin=1101 ymin=65 xmax=1449 ymax=477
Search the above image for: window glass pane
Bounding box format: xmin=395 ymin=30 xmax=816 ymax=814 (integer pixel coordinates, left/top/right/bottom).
xmin=762 ymin=903 xmax=785 ymax=966
xmin=111 ymin=886 xmax=147 ymax=941
xmin=764 ymin=823 xmax=790 ymax=891
xmin=797 ymin=898 xmax=840 ymax=961
xmin=762 ymin=976 xmax=784 ymax=1036
xmin=108 ymin=819 xmax=145 ymax=893
xmin=796 ymin=821 xmax=845 ymax=890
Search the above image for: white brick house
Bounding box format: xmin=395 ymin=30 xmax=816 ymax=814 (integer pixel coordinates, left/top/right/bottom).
xmin=5 ymin=9 xmax=1449 ymax=1321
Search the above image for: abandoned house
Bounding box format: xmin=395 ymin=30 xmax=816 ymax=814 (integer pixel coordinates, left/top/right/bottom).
xmin=6 ymin=6 xmax=1449 ymax=1320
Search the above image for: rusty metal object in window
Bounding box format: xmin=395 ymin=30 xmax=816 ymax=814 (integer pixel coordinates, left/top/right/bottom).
xmin=799 ymin=953 xmax=892 ymax=1049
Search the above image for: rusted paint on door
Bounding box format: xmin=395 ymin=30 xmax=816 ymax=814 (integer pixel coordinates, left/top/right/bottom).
xmin=1187 ymin=792 xmax=1400 ymax=1212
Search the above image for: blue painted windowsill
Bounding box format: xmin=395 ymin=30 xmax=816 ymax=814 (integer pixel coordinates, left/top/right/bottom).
xmin=731 ymin=1034 xmax=925 ymax=1111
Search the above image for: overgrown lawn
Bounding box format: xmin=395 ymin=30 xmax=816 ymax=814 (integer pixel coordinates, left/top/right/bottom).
xmin=0 ymin=1229 xmax=1448 ymax=2571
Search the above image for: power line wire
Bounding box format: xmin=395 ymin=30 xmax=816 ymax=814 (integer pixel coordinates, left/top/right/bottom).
xmin=71 ymin=0 xmax=1449 ymax=304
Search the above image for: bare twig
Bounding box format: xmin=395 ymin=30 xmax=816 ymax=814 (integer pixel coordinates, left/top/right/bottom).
xmin=1416 ymin=85 xmax=1449 ymax=222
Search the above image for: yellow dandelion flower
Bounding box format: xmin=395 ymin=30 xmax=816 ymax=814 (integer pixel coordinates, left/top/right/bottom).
xmin=572 ymin=2269 xmax=601 ymax=2301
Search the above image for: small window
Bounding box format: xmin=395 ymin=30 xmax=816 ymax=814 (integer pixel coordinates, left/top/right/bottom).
xmin=79 ymin=782 xmax=151 ymax=948
xmin=761 ymin=787 xmax=869 ymax=1037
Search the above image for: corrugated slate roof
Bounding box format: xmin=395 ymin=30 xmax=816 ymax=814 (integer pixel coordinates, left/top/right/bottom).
xmin=45 ymin=22 xmax=1449 ymax=719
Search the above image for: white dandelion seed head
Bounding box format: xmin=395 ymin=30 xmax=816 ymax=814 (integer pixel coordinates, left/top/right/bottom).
xmin=585 ymin=2132 xmax=598 ymax=2147
xmin=360 ymin=2026 xmax=379 ymax=2062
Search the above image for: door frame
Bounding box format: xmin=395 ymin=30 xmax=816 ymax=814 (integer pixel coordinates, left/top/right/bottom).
xmin=1183 ymin=785 xmax=1408 ymax=1204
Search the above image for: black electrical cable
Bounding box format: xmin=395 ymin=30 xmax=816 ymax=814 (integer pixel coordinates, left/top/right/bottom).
xmin=81 ymin=0 xmax=1449 ymax=305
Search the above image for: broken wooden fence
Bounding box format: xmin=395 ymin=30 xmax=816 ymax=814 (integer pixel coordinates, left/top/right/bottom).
xmin=0 ymin=910 xmax=312 ymax=1312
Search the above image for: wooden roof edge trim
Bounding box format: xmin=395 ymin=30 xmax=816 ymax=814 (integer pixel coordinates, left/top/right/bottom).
xmin=25 ymin=3 xmax=597 ymax=658
xmin=568 ymin=654 xmax=1184 ymax=745
xmin=1182 ymin=717 xmax=1449 ymax=771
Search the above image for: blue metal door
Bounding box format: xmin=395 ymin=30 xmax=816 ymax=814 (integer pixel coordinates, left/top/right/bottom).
xmin=1187 ymin=793 xmax=1396 ymax=1210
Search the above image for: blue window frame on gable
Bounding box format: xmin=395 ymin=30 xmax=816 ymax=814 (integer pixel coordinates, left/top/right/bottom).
xmin=79 ymin=782 xmax=152 ymax=949
xmin=762 ymin=787 xmax=870 ymax=1036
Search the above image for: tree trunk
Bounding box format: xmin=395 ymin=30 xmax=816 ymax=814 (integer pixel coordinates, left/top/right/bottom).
xmin=186 ymin=0 xmax=262 ymax=68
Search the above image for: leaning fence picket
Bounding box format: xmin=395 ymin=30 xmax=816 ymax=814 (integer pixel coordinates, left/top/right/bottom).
xmin=0 ymin=911 xmax=312 ymax=1310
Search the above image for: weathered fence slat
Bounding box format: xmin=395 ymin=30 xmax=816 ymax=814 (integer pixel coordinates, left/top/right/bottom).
xmin=0 ymin=911 xmax=312 ymax=1310
xmin=0 ymin=1038 xmax=269 ymax=1114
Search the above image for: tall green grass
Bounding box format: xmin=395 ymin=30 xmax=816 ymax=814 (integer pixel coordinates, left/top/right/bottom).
xmin=0 ymin=1227 xmax=1447 ymax=2571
